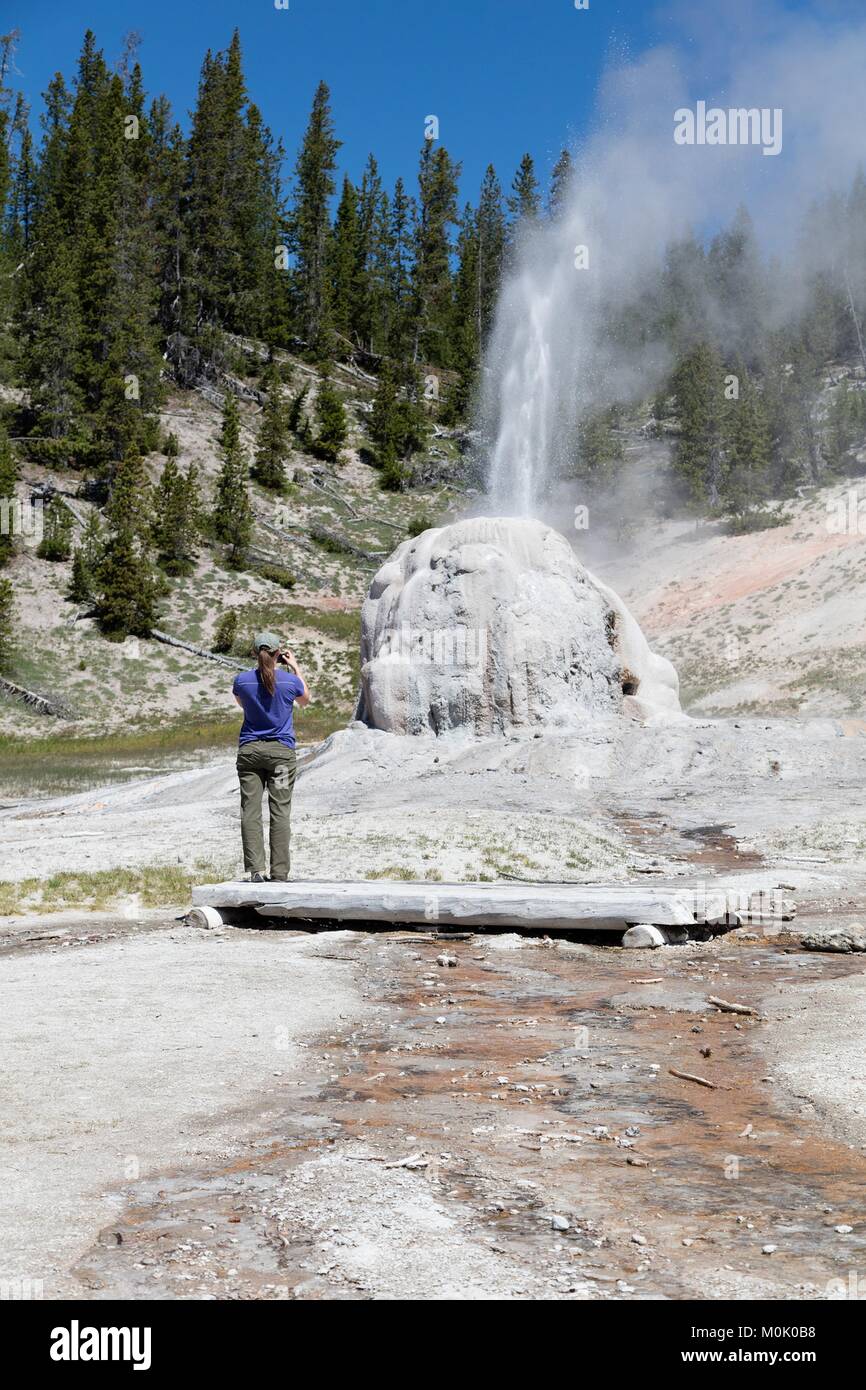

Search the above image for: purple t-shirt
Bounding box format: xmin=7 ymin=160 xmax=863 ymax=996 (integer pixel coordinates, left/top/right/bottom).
xmin=233 ymin=667 xmax=305 ymax=748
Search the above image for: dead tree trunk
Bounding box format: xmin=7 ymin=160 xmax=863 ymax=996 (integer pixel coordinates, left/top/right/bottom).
xmin=308 ymin=524 xmax=386 ymax=562
xmin=0 ymin=675 xmax=75 ymax=719
xmin=149 ymin=629 xmax=245 ymax=669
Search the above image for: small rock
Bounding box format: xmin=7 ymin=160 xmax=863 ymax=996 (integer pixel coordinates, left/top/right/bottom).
xmin=762 ymin=1244 xmax=777 ymax=1255
xmin=631 ymin=1233 xmax=647 ymax=1246
xmin=437 ymin=954 xmax=457 ymax=968
xmin=551 ymin=1215 xmax=571 ymax=1232
xmin=835 ymin=1224 xmax=854 ymax=1235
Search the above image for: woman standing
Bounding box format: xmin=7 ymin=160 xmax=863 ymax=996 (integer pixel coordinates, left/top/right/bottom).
xmin=232 ymin=631 xmax=310 ymax=882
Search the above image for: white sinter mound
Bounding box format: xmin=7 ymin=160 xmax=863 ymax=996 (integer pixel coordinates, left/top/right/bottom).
xmin=355 ymin=516 xmax=681 ymax=736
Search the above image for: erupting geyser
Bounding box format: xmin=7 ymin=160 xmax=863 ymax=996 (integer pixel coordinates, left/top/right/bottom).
xmin=355 ymin=517 xmax=681 ymax=736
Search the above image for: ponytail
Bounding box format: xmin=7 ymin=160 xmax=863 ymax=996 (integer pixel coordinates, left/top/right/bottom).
xmin=257 ymin=646 xmax=277 ymax=697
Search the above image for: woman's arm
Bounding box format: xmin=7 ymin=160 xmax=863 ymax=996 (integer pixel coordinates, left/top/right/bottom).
xmin=281 ymin=648 xmax=311 ymax=707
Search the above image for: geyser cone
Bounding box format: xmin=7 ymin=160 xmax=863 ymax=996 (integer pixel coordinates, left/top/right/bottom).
xmin=355 ymin=516 xmax=681 ymax=737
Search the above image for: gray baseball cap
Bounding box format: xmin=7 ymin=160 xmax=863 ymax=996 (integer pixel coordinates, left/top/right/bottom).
xmin=254 ymin=631 xmax=283 ymax=652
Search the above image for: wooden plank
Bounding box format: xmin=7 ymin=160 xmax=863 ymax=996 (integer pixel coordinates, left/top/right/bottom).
xmin=191 ymin=879 xmax=697 ymax=932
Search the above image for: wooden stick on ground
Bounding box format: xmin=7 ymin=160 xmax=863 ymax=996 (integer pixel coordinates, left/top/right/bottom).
xmin=669 ymin=1068 xmax=717 ymax=1090
xmin=707 ymin=995 xmax=756 ymax=1016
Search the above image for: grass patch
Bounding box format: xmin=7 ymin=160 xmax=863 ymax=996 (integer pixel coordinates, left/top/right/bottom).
xmin=0 ymin=861 xmax=233 ymax=916
xmin=364 ymin=865 xmax=421 ymax=881
xmin=0 ymin=718 xmax=241 ymax=765
xmin=0 ymin=704 xmax=349 ymax=798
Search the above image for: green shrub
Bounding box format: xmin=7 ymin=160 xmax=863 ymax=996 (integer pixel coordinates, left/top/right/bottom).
xmin=213 ymin=609 xmax=239 ymax=653
xmin=255 ymin=562 xmax=296 ymax=590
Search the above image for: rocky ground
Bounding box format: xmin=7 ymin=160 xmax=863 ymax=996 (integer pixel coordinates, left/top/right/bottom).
xmin=2 ymin=710 xmax=866 ymax=1300
xmin=2 ymin=893 xmax=865 ymax=1301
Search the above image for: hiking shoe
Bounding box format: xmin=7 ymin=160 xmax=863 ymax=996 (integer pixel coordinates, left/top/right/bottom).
xmin=250 ymin=872 xmax=268 ymax=883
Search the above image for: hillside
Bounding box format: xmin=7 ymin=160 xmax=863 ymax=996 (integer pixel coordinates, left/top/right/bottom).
xmin=0 ymin=350 xmax=468 ymax=792
xmin=601 ymin=481 xmax=866 ymax=721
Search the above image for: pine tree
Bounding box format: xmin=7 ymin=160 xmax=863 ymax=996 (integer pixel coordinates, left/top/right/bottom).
xmin=548 ymin=149 xmax=572 ymax=218
xmin=475 ymin=165 xmax=506 ymax=343
xmin=95 ymin=529 xmax=161 ymax=637
xmin=18 ymin=34 xmax=161 ymax=462
xmin=36 ymin=497 xmax=74 ymax=561
xmin=90 ymin=64 xmax=162 ymax=463
xmin=105 ymin=442 xmax=152 ymax=536
xmin=185 ymin=34 xmax=246 ymax=330
xmin=394 ymin=363 xmax=428 ymax=458
xmin=671 ymin=342 xmax=727 ymax=506
xmin=330 ymin=175 xmax=362 ymax=343
xmin=236 ymin=102 xmax=290 ymax=343
xmin=824 ymin=382 xmax=866 ymax=472
xmin=94 ymin=454 xmax=161 ymax=637
xmin=287 ymin=384 xmax=312 ymax=445
xmin=313 ymin=380 xmax=348 ymax=462
xmin=290 ymin=80 xmax=341 ymax=357
xmin=212 ymin=395 xmax=252 ymax=566
xmin=655 ymin=231 xmax=709 ymax=357
xmin=181 ymin=32 xmax=289 ymax=342
xmin=0 ymin=424 xmax=18 ymax=569
xmin=253 ymin=358 xmax=290 ymax=490
xmin=2 ymin=92 xmax=35 ymax=379
xmin=761 ymin=340 xmax=811 ymax=494
xmin=449 ymin=203 xmax=481 ymax=419
xmin=722 ymin=370 xmax=772 ymax=519
xmin=8 ymin=100 xmax=36 ymax=255
xmin=707 ymin=205 xmax=765 ymax=364
xmin=0 ymin=576 xmax=13 ymax=672
xmin=573 ymin=408 xmax=623 ymax=483
xmin=149 ymin=95 xmax=186 ymax=339
xmin=369 ymin=357 xmax=399 ymax=467
xmin=356 ymin=154 xmax=392 ymax=352
xmin=68 ymin=510 xmax=104 ymax=603
xmin=508 ymin=153 xmax=540 ymax=232
xmin=213 ymin=608 xmax=239 ymax=654
xmin=20 ymin=197 xmax=82 ymax=440
xmin=412 ymin=142 xmax=460 ymax=366
xmin=152 ymin=457 xmax=202 ymax=575
xmin=369 ymin=358 xmax=426 ymax=484
xmin=388 ymin=176 xmax=416 ymax=361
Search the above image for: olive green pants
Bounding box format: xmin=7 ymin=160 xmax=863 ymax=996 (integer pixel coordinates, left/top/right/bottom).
xmin=236 ymin=741 xmax=297 ymax=880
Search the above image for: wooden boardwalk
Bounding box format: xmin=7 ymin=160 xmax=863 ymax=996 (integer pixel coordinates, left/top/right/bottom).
xmin=188 ymin=878 xmax=752 ymax=935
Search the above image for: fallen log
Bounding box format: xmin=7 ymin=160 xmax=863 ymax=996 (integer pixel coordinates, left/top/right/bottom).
xmin=0 ymin=675 xmax=75 ymax=719
xmin=306 ymin=474 xmax=406 ymax=532
xmin=308 ymin=523 xmax=386 ymax=562
xmin=253 ymin=516 xmax=318 ymax=555
xmin=149 ymin=629 xmax=244 ymax=669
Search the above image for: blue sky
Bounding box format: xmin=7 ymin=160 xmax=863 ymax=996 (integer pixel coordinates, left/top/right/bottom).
xmin=5 ymin=0 xmax=666 ymax=202
xmin=6 ymin=0 xmax=860 ymax=212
